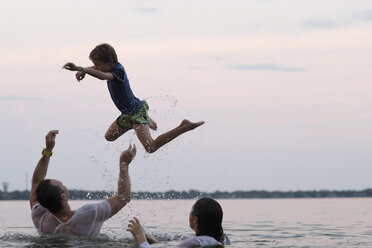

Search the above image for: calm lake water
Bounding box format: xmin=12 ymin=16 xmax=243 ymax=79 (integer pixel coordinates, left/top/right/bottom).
xmin=1 ymin=198 xmax=372 ymax=247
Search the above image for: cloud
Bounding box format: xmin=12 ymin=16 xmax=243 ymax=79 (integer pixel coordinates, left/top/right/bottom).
xmin=303 ymin=11 xmax=372 ymax=30
xmin=229 ymin=64 xmax=306 ymax=72
xmin=302 ymin=20 xmax=339 ymax=29
xmin=134 ymin=7 xmax=157 ymax=14
xmin=355 ymin=10 xmax=372 ymax=21
xmin=0 ymin=96 xmax=41 ymax=101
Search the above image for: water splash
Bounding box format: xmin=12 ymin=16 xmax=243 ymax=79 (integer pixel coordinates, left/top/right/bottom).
xmin=145 ymin=94 xmax=178 ymax=108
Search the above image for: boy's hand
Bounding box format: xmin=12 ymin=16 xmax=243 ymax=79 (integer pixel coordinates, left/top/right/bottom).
xmin=76 ymin=71 xmax=86 ymax=81
xmin=63 ymin=62 xmax=82 ymax=72
xmin=45 ymin=130 xmax=58 ymax=152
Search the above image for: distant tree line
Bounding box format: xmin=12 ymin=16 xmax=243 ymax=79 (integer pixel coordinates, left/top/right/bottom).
xmin=2 ymin=189 xmax=372 ymax=200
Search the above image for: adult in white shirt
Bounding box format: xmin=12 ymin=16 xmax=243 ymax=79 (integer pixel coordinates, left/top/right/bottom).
xmin=127 ymin=197 xmax=231 ymax=247
xmin=30 ymin=130 xmax=136 ymax=237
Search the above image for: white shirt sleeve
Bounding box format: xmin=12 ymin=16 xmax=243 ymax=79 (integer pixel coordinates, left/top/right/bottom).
xmin=178 ymin=237 xmax=201 ymax=247
xmin=31 ymin=203 xmax=49 ymax=229
xmin=139 ymin=241 xmax=152 ymax=248
xmin=93 ymin=200 xmax=111 ymax=222
xmin=72 ymin=200 xmax=111 ymax=237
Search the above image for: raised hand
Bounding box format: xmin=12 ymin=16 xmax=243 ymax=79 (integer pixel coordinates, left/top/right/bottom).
xmin=63 ymin=62 xmax=81 ymax=71
xmin=127 ymin=217 xmax=147 ymax=244
xmin=45 ymin=130 xmax=59 ymax=151
xmin=120 ymin=144 xmax=137 ymax=164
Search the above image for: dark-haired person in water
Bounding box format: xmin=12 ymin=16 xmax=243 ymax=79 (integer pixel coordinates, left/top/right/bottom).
xmin=30 ymin=130 xmax=136 ymax=237
xmin=127 ymin=197 xmax=231 ymax=247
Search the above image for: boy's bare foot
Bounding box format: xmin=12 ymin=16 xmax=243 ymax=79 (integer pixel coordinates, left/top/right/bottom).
xmin=180 ymin=119 xmax=205 ymax=131
xmin=147 ymin=115 xmax=158 ymax=131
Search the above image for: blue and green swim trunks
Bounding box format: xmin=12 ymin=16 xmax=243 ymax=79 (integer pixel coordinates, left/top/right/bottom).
xmin=116 ymin=102 xmax=150 ymax=130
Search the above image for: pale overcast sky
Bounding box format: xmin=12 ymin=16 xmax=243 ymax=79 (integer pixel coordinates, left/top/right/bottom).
xmin=1 ymin=0 xmax=372 ymax=192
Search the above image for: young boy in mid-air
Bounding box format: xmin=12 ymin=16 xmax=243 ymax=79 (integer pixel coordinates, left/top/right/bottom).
xmin=63 ymin=43 xmax=204 ymax=153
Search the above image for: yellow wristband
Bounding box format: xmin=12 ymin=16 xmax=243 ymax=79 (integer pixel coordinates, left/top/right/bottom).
xmin=42 ymin=148 xmax=53 ymax=157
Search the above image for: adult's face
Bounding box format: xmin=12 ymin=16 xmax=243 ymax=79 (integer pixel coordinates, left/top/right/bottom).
xmin=189 ymin=206 xmax=198 ymax=232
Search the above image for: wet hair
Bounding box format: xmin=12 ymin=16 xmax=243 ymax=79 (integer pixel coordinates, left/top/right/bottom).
xmin=89 ymin=43 xmax=118 ymax=64
xmin=35 ymin=179 xmax=63 ymax=214
xmin=192 ymin=197 xmax=224 ymax=242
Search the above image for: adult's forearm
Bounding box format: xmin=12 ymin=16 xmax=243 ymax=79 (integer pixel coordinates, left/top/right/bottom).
xmin=107 ymin=162 xmax=131 ymax=217
xmin=30 ymin=130 xmax=58 ymax=208
xmin=31 ymin=155 xmax=50 ymax=186
xmin=117 ymin=162 xmax=131 ymax=202
xmin=145 ymin=234 xmax=159 ymax=244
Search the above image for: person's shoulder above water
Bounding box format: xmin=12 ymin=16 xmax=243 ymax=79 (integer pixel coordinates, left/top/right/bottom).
xmin=31 ymin=203 xmax=49 ymax=228
xmin=75 ymin=200 xmax=111 ymax=221
xmin=222 ymin=234 xmax=231 ymax=245
xmin=138 ymin=234 xmax=230 ymax=248
xmin=178 ymin=234 xmax=231 ymax=247
xmin=31 ymin=203 xmax=50 ymax=221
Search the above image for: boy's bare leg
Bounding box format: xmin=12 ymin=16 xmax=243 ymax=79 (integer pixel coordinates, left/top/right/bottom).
xmin=147 ymin=114 xmax=157 ymax=131
xmin=134 ymin=119 xmax=204 ymax=153
xmin=105 ymin=119 xmax=130 ymax=141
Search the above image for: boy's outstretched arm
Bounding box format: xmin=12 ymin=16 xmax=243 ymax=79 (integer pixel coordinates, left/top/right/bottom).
xmin=63 ymin=62 xmax=114 ymax=81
